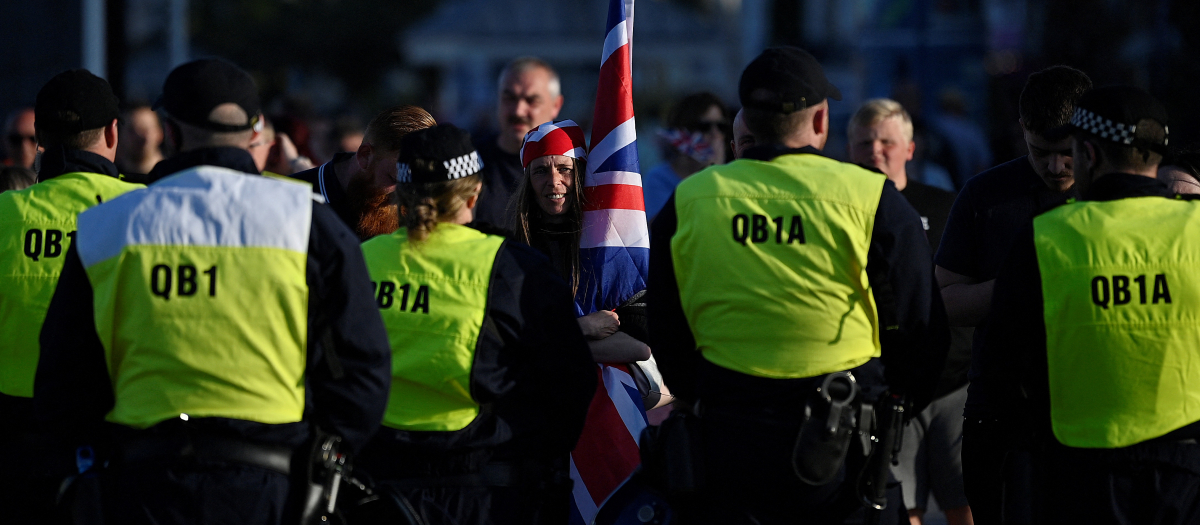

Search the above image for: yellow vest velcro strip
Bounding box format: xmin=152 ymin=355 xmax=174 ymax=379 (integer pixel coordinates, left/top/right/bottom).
xmin=362 ymin=223 xmax=505 ymax=432
xmin=671 ymin=154 xmax=885 ymax=379
xmin=1035 ymin=197 xmax=1200 ymax=448
xmin=0 ymin=172 xmax=142 ymax=398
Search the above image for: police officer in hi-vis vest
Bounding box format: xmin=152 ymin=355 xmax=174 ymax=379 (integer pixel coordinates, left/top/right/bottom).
xmin=647 ymin=47 xmax=949 ymax=523
xmin=985 ymin=86 xmax=1200 ymax=523
xmin=356 ymin=124 xmax=596 ymax=525
xmin=0 ymin=69 xmax=142 ymax=523
xmin=33 ymin=59 xmax=392 ymax=525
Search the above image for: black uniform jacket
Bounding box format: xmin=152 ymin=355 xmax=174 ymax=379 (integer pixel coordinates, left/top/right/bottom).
xmin=34 ymin=147 xmax=393 ymax=455
xmin=362 ymin=236 xmax=597 ymax=473
xmin=37 ymin=146 xmax=122 ymax=182
xmin=648 ymin=145 xmax=950 ymax=414
xmin=290 ymin=152 xmax=358 ymax=233
xmin=987 ymin=173 xmax=1200 ymax=442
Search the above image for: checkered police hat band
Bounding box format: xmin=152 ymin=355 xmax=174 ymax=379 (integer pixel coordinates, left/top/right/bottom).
xmin=443 ymin=151 xmax=483 ymax=180
xmin=1071 ymin=107 xmax=1136 ymax=146
xmin=396 ymin=152 xmax=483 ymax=184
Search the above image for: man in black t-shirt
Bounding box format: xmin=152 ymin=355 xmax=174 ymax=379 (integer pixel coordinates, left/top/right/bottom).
xmin=934 ymin=65 xmax=1091 ymax=524
xmin=849 ymin=98 xmax=972 ymax=525
xmin=290 ymin=105 xmax=434 ymax=239
xmin=472 ymin=57 xmax=564 ymax=228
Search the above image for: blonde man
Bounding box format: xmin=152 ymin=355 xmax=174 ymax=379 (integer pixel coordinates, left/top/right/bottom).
xmin=848 ymin=98 xmax=916 ymax=187
xmin=849 ymin=98 xmax=972 ymax=525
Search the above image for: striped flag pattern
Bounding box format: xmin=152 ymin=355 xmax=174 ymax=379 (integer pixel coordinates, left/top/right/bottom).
xmin=576 ymin=0 xmax=649 ymax=315
xmin=568 ymin=0 xmax=650 ymax=523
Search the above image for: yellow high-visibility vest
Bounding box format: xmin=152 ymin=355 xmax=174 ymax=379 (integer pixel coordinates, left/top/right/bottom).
xmin=76 ymin=167 xmax=312 ymax=429
xmin=671 ymin=153 xmax=886 ymax=379
xmin=361 ymin=223 xmax=505 ymax=432
xmin=0 ymin=172 xmax=141 ymax=398
xmin=1035 ymin=196 xmax=1200 ymax=448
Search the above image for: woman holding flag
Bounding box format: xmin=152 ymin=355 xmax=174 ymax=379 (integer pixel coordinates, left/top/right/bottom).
xmin=506 ymin=0 xmax=662 ymax=522
xmin=511 ymin=119 xmax=652 ymax=363
xmin=356 ymin=123 xmax=596 ymax=525
xmin=510 ymin=118 xmax=661 ymax=525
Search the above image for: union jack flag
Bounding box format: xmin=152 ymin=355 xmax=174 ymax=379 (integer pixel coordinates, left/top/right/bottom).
xmin=576 ymin=0 xmax=648 ymax=315
xmin=569 ymin=0 xmax=650 ymax=523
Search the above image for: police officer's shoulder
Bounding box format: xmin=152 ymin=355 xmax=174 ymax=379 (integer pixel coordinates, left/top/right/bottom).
xmin=262 ymin=170 xmax=314 ymax=189
xmin=829 ymin=157 xmax=892 ymax=187
xmin=675 ymin=160 xmax=730 ymax=190
xmin=850 ymin=161 xmax=888 ymax=177
xmin=1032 ymin=197 xmax=1084 ymax=224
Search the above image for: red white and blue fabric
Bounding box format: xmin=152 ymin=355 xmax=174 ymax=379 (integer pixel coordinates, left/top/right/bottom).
xmin=577 ymin=0 xmax=648 ymax=314
xmin=569 ymin=0 xmax=650 ymax=523
xmin=569 ymin=363 xmax=647 ymax=524
xmin=657 ymin=127 xmax=717 ymax=163
xmin=520 ymin=120 xmax=588 ymax=168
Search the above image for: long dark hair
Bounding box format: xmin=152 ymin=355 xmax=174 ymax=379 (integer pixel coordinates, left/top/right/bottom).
xmin=511 ymin=157 xmax=587 ymax=296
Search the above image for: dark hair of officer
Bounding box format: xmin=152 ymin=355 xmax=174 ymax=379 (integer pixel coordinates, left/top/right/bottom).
xmin=738 ymin=46 xmax=842 ymax=145
xmin=154 ymin=58 xmax=261 ymax=151
xmin=1019 ymin=65 xmax=1092 ymax=136
xmin=1069 ymin=85 xmax=1168 ymax=173
xmin=34 ymin=69 xmax=120 ymax=150
xmin=395 ymin=124 xmax=483 ymax=243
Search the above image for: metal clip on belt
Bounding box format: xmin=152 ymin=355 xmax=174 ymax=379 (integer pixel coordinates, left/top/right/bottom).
xmin=792 ymin=371 xmax=859 ymax=486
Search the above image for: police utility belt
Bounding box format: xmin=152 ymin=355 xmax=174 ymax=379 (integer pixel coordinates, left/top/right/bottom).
xmin=120 ymin=433 xmax=292 ymax=474
xmin=642 ymin=371 xmax=906 ymax=511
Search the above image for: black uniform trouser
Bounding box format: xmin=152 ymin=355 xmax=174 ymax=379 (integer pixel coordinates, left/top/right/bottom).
xmin=682 ymin=413 xmax=906 ymax=525
xmin=0 ymin=456 xmax=71 ymax=525
xmin=962 ymin=417 xmax=1008 ymax=525
xmin=0 ymin=394 xmax=72 ymax=525
xmin=677 ymin=361 xmax=905 ymax=525
xmin=1036 ymin=440 xmax=1200 ymax=524
xmin=109 ymin=459 xmax=291 ymax=525
xmin=355 ymin=438 xmax=570 ymax=525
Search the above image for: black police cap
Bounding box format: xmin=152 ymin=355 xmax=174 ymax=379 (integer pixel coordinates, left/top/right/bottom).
xmin=739 ymin=47 xmax=842 ymax=115
xmin=154 ymin=59 xmax=261 ymax=132
xmin=1069 ymin=85 xmax=1169 ymax=153
xmin=396 ymin=124 xmax=484 ymax=184
xmin=35 ymin=69 xmax=120 ymax=134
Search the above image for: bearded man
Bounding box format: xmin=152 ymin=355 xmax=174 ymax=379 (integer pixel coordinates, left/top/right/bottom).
xmin=291 ymin=105 xmax=436 ymax=239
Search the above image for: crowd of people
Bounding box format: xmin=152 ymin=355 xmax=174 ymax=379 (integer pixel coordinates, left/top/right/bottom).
xmin=2 ymin=40 xmax=1200 ymax=525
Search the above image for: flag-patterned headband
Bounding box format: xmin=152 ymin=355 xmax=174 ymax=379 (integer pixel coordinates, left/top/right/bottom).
xmin=520 ymin=120 xmax=588 ymax=168
xmin=1070 ymin=107 xmax=1169 ymax=148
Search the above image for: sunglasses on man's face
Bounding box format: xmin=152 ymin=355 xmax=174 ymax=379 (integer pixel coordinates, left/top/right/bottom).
xmin=6 ymin=134 xmax=36 ymax=147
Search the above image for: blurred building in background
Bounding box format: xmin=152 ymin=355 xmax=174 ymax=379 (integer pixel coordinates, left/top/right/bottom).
xmin=2 ymin=0 xmax=1197 ymax=177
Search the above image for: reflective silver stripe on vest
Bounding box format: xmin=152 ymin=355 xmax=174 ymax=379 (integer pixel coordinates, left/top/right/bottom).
xmin=77 ymin=166 xmax=312 ymax=268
